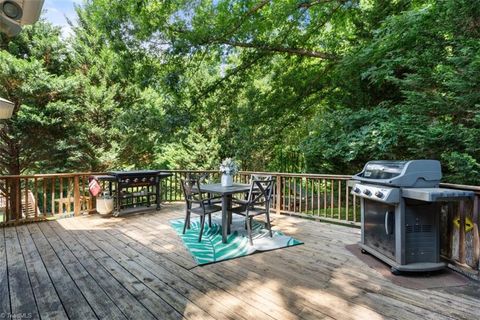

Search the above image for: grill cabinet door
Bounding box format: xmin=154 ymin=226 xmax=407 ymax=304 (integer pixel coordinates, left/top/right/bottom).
xmin=363 ymin=199 xmax=396 ymax=260
xmin=404 ymin=200 xmax=438 ymax=264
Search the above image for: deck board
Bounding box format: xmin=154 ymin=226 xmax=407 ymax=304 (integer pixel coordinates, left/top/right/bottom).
xmin=26 ymin=223 xmax=97 ymax=320
xmin=4 ymin=226 xmax=40 ymax=319
xmin=36 ymin=222 xmax=127 ymax=320
xmin=16 ymin=225 xmax=68 ymax=319
xmin=1 ymin=203 xmax=479 ymax=320
xmin=66 ymin=225 xmax=183 ymax=320
xmin=47 ymin=220 xmax=157 ymax=320
xmin=0 ymin=228 xmax=10 ymax=315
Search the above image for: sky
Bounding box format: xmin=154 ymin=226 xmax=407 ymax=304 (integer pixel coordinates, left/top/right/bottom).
xmin=42 ymin=0 xmax=81 ymax=37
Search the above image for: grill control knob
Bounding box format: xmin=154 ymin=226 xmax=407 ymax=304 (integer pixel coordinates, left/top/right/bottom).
xmin=375 ymin=191 xmax=384 ymax=198
xmin=363 ymin=189 xmax=371 ymax=196
xmin=353 ymin=187 xmax=360 ymax=193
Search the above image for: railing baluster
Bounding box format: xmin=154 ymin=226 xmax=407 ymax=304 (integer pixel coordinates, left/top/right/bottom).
xmin=317 ymin=179 xmax=320 ymax=216
xmin=353 ymin=194 xmax=357 ymax=222
xmin=50 ymin=178 xmax=54 ymax=215
xmin=330 ymin=179 xmax=334 ymax=218
xmin=299 ymin=178 xmax=302 ymax=213
xmin=5 ymin=178 xmax=9 ymax=223
xmin=42 ymin=178 xmax=46 ymax=215
xmin=293 ymin=178 xmax=297 ymax=213
xmin=275 ymin=175 xmax=281 ymax=214
xmin=68 ymin=177 xmax=73 ymax=215
xmin=24 ymin=178 xmax=29 ymax=220
xmin=311 ymin=179 xmax=314 ymax=215
xmin=16 ymin=177 xmax=20 ymax=222
xmin=323 ymin=179 xmax=327 ymax=216
xmin=34 ymin=178 xmax=38 ymax=218
xmin=287 ymin=177 xmax=292 ymax=211
xmin=345 ymin=181 xmax=349 ymax=222
xmin=338 ymin=180 xmax=341 ymax=219
xmin=74 ymin=175 xmax=80 ymax=216
xmin=82 ymin=175 xmax=88 ymax=213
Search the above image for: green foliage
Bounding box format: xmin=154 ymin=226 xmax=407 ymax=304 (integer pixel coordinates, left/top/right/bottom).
xmin=154 ymin=130 xmax=220 ymax=170
xmin=303 ymin=0 xmax=480 ymax=183
xmin=0 ymin=26 xmax=86 ymax=174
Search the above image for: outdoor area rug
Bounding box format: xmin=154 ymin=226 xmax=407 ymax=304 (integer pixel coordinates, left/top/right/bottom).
xmin=170 ymin=214 xmax=303 ymax=265
xmin=346 ymin=244 xmax=470 ymax=290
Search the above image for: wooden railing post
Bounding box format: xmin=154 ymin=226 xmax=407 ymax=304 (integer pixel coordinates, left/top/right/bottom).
xmin=276 ymin=175 xmax=282 ymax=215
xmin=459 ymin=200 xmax=466 ymax=265
xmin=8 ymin=177 xmax=21 ymax=223
xmin=73 ymin=175 xmax=80 ymax=216
xmin=473 ymin=195 xmax=480 ymax=269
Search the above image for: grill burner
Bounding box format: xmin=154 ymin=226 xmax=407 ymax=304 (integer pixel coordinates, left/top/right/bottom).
xmin=352 ymin=160 xmax=473 ymax=274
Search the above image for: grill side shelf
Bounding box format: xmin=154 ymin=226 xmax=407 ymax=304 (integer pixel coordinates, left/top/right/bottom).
xmin=402 ymin=188 xmax=474 ymax=202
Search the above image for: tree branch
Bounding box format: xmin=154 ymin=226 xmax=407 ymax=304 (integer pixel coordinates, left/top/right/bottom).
xmin=298 ymin=0 xmax=337 ymax=9
xmin=220 ymin=0 xmax=271 ymax=39
xmin=193 ymin=53 xmax=266 ymax=105
xmin=223 ymin=41 xmax=337 ymax=60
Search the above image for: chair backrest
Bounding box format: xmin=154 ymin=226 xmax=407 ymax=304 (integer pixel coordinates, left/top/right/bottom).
xmin=180 ymin=178 xmax=203 ymax=204
xmin=246 ymin=174 xmax=275 ymax=207
xmin=199 ymin=173 xmax=217 ymax=184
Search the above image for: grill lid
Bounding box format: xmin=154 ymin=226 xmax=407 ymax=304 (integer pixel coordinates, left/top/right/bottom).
xmin=108 ymin=170 xmax=161 ymax=177
xmin=353 ymin=160 xmax=442 ymax=188
xmin=360 ymin=161 xmax=407 ymax=180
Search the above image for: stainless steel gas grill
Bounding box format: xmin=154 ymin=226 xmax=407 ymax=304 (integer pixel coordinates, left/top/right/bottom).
xmin=352 ymin=160 xmax=474 ymax=274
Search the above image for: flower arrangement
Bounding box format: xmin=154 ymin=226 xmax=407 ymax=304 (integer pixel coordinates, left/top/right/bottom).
xmin=219 ymin=158 xmax=239 ymax=176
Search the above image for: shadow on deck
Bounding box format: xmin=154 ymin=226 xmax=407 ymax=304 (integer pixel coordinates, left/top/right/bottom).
xmin=0 ymin=203 xmax=479 ymax=320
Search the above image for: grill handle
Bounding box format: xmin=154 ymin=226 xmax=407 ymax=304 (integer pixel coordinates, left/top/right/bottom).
xmin=385 ymin=211 xmax=391 ymax=235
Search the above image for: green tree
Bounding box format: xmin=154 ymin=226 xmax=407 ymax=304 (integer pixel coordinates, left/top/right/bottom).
xmin=302 ymin=0 xmax=480 ymax=183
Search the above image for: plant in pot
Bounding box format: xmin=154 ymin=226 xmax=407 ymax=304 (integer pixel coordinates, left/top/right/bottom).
xmin=219 ymin=158 xmax=239 ymax=187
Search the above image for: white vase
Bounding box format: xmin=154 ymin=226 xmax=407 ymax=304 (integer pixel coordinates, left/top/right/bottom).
xmin=221 ymin=174 xmax=233 ymax=187
xmin=96 ymin=197 xmax=114 ymax=215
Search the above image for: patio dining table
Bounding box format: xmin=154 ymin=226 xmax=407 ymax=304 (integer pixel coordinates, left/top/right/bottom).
xmin=198 ymin=183 xmax=251 ymax=243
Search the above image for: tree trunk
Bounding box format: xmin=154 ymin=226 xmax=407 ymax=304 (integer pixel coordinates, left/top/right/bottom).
xmin=0 ymin=123 xmax=23 ymax=222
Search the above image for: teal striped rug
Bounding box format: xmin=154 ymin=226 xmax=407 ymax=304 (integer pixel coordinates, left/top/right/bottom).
xmin=170 ymin=214 xmax=303 ymax=265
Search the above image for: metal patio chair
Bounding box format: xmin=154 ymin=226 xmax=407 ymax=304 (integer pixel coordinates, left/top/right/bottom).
xmin=231 ymin=174 xmax=275 ymax=245
xmin=180 ymin=178 xmax=222 ymax=242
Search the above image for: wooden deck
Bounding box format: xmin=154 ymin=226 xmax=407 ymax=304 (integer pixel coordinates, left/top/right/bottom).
xmin=1 ymin=203 xmax=479 ymax=320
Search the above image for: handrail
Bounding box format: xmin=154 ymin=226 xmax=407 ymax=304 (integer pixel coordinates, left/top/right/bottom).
xmin=0 ymin=172 xmax=104 ymax=179
xmin=161 ymin=170 xmax=353 ymax=179
xmin=440 ymin=182 xmax=480 ymax=193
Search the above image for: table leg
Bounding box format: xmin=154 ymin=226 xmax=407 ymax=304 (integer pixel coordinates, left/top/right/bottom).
xmin=222 ymin=195 xmax=228 ymax=243
xmin=156 ymin=180 xmax=161 ymax=210
xmin=114 ymin=182 xmax=121 ymax=217
xmin=227 ymin=194 xmax=232 ymax=234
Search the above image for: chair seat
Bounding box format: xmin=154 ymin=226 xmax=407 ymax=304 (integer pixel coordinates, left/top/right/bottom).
xmin=190 ymin=204 xmax=222 ymax=215
xmin=205 ymin=196 xmax=222 ymax=205
xmin=230 ymin=205 xmax=267 ymax=217
xmin=232 ymin=198 xmax=249 ymax=205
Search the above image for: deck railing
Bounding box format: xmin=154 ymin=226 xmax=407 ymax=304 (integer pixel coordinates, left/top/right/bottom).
xmin=0 ymin=173 xmax=93 ymax=224
xmin=159 ymin=170 xmax=360 ymax=225
xmin=0 ymin=170 xmax=478 ymax=276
